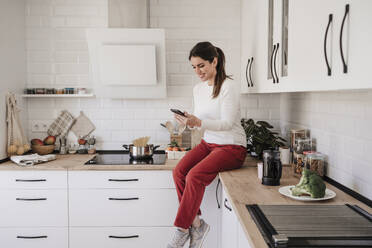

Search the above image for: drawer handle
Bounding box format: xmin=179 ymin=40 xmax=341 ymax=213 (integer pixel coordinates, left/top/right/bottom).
xmin=224 ymin=198 xmax=232 ymax=212
xmin=339 ymin=4 xmax=349 ymax=74
xmin=108 ymin=197 xmax=139 ymax=201
xmin=17 ymin=235 xmax=48 ymax=239
xmin=324 ymin=14 xmax=333 ymax=76
xmin=15 ymin=179 xmax=47 ymax=182
xmin=109 ymin=235 xmax=139 ymax=239
xmin=108 ymin=179 xmax=139 ymax=182
xmin=16 ymin=198 xmax=47 ymax=201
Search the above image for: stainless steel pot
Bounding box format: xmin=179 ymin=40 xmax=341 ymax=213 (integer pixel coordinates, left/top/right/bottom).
xmin=122 ymin=144 xmax=160 ymax=159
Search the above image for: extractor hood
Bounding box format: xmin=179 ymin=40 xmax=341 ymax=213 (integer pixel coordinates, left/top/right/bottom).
xmin=86 ymin=28 xmax=166 ymax=99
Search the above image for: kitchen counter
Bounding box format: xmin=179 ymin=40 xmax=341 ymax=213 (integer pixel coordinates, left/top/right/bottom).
xmin=219 ymin=166 xmax=372 ymax=248
xmin=0 ymin=153 xmax=259 ymax=170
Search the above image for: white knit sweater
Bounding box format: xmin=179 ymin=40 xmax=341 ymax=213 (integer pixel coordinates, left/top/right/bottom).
xmin=192 ymin=79 xmax=247 ymax=147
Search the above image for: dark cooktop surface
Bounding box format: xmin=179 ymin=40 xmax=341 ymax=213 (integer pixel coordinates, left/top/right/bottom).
xmin=85 ymin=151 xmax=166 ymax=165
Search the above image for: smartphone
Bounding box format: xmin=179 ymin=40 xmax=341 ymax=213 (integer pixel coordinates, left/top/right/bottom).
xmin=170 ymin=108 xmax=186 ymax=117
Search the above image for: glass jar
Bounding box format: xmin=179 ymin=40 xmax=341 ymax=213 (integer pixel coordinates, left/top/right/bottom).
xmin=294 ymin=138 xmax=313 ymax=154
xmin=290 ymin=129 xmax=310 ymax=150
xmin=305 ymin=153 xmax=325 ymax=176
xmin=293 ymin=152 xmax=305 ymax=176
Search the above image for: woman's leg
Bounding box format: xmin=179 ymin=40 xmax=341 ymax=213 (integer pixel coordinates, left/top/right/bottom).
xmin=174 ymin=144 xmax=246 ymax=229
xmin=172 ymin=140 xmax=210 ymax=205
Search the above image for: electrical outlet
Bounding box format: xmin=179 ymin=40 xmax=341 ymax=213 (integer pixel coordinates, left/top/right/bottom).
xmin=31 ymin=121 xmax=49 ymax=132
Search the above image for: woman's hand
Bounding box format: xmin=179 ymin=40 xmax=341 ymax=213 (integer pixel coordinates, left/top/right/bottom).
xmin=174 ymin=111 xmax=201 ymax=128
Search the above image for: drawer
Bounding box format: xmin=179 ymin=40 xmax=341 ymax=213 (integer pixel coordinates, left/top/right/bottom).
xmin=70 ymin=227 xmax=175 ymax=248
xmin=0 ymin=171 xmax=67 ymax=189
xmin=0 ymin=227 xmax=68 ymax=248
xmin=0 ymin=189 xmax=68 ymax=227
xmin=68 ymin=170 xmax=174 ymax=189
xmin=69 ymin=189 xmax=178 ymax=226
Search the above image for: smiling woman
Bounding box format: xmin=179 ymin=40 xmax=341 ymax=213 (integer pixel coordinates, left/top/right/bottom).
xmin=167 ymin=42 xmax=247 ymax=248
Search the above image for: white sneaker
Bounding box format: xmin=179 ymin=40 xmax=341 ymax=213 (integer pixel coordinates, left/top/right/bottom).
xmin=167 ymin=228 xmax=190 ymax=248
xmin=189 ymin=219 xmax=210 ymax=248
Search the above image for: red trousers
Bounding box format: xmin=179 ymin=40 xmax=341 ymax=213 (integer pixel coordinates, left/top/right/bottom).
xmin=173 ymin=139 xmax=246 ymax=229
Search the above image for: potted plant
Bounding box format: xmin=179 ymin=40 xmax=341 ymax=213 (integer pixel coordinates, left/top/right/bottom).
xmin=241 ymin=118 xmax=286 ymax=158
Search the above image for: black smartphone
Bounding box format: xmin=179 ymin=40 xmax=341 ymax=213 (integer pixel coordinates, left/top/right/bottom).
xmin=170 ymin=108 xmax=186 ymax=117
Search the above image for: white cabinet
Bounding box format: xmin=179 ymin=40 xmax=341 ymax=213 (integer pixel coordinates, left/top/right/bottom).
xmin=199 ymin=179 xmax=221 ymax=248
xmin=0 ymin=227 xmax=68 ymax=248
xmin=221 ymin=187 xmax=238 ymax=248
xmin=242 ymin=0 xmax=372 ymax=93
xmin=237 ymin=221 xmax=251 ymax=248
xmin=69 ymin=227 xmax=174 ymax=248
xmin=0 ymin=170 xmax=68 ymax=248
xmin=241 ymin=0 xmax=269 ymax=93
xmin=220 ymin=187 xmax=251 ymax=248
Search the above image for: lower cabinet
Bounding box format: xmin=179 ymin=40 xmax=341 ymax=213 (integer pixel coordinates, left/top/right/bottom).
xmin=69 ymin=227 xmax=174 ymax=248
xmin=221 ymin=187 xmax=251 ymax=248
xmin=0 ymin=227 xmax=68 ymax=248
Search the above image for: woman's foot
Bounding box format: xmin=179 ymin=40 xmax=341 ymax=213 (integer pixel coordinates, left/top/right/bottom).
xmin=167 ymin=228 xmax=190 ymax=248
xmin=189 ymin=219 xmax=210 ymax=248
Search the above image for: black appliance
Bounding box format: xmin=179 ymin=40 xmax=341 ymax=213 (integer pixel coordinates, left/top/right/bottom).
xmin=262 ymin=150 xmax=282 ymax=186
xmin=85 ymin=151 xmax=166 ymax=165
xmin=246 ymin=204 xmax=372 ymax=248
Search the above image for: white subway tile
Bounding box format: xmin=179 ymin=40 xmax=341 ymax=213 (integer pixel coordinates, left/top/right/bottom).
xmin=123 ymin=120 xmax=145 ymax=130
xmin=101 ymin=120 xmax=123 ymax=130
xmin=55 ymin=75 xmax=79 ymax=85
xmin=101 ymin=99 xmax=123 ymax=109
xmin=54 ymin=63 xmax=89 ymax=74
xmin=28 ymin=63 xmax=53 ymax=74
xmin=54 ymin=41 xmax=87 ymax=51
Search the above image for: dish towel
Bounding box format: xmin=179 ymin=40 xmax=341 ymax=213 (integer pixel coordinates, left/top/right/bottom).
xmin=70 ymin=111 xmax=95 ymax=138
xmin=10 ymin=154 xmax=57 ymax=166
xmin=47 ymin=110 xmax=75 ymax=137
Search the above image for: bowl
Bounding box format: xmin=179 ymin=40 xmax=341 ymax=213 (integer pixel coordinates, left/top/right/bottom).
xmin=31 ymin=145 xmax=55 ymax=155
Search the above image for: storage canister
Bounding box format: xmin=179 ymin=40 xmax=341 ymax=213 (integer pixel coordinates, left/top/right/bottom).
xmin=305 ymin=153 xmax=325 ymax=177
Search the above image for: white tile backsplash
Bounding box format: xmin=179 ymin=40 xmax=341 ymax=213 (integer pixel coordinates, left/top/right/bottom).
xmin=280 ymin=90 xmax=372 ymax=199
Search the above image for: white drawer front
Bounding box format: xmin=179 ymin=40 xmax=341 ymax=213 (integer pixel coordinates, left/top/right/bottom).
xmin=0 ymin=171 xmax=67 ymax=189
xmin=0 ymin=189 xmax=68 ymax=227
xmin=70 ymin=227 xmax=175 ymax=248
xmin=0 ymin=227 xmax=68 ymax=248
xmin=68 ymin=170 xmax=174 ymax=189
xmin=69 ymin=189 xmax=178 ymax=226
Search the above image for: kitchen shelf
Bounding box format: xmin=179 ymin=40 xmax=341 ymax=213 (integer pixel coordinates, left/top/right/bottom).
xmin=21 ymin=94 xmax=95 ymax=98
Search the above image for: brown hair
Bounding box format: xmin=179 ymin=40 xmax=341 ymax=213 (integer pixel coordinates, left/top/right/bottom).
xmin=189 ymin=41 xmax=232 ymax=98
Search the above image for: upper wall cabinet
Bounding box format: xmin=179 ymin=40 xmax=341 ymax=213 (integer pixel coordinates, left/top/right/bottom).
xmin=87 ymin=29 xmax=166 ymax=99
xmin=241 ymin=0 xmax=269 ymax=93
xmin=241 ymin=0 xmax=372 ymax=93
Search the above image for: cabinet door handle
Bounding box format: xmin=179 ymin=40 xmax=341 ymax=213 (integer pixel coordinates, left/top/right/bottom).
xmin=249 ymin=57 xmax=254 ymax=87
xmin=109 ymin=235 xmax=139 ymax=239
xmin=324 ymin=14 xmax=333 ymax=76
xmin=17 ymin=235 xmax=48 ymax=239
xmin=224 ymin=198 xmax=232 ymax=212
xmin=270 ymin=44 xmax=276 ymax=83
xmin=15 ymin=179 xmax=47 ymax=182
xmin=273 ymin=43 xmax=279 ymax=83
xmin=108 ymin=197 xmax=139 ymax=201
xmin=340 ymin=4 xmax=349 ymax=73
xmin=108 ymin=179 xmax=139 ymax=182
xmin=245 ymin=58 xmax=251 ymax=87
xmin=215 ymin=178 xmax=221 ymax=208
xmin=16 ymin=198 xmax=47 ymax=201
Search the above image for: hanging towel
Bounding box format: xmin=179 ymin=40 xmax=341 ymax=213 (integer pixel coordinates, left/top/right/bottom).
xmin=70 ymin=111 xmax=95 ymax=138
xmin=47 ymin=110 xmax=75 ymax=137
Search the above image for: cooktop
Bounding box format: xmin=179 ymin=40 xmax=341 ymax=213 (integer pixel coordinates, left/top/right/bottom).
xmin=85 ymin=151 xmax=167 ymax=165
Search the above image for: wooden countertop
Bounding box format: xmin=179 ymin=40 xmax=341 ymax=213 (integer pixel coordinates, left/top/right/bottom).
xmin=219 ymin=166 xmax=372 ymax=248
xmin=0 ymin=154 xmax=180 ymax=170
xmin=0 ymin=153 xmax=259 ymax=171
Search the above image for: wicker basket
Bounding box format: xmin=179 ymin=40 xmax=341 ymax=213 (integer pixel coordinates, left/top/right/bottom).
xmin=31 ymin=145 xmax=55 ymax=155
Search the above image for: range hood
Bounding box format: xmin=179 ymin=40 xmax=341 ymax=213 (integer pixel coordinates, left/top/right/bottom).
xmin=86 ymin=28 xmax=166 ymax=99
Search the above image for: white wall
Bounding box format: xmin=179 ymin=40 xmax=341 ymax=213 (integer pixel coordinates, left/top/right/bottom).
xmin=0 ymin=0 xmax=27 ymax=159
xmin=280 ymin=90 xmax=372 ymax=199
xmin=25 ymin=0 xmax=280 ymax=149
